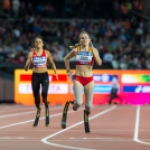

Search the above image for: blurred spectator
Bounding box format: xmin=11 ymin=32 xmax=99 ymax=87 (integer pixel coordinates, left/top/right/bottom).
xmin=19 ymin=2 xmax=26 ymax=17
xmin=124 ymin=0 xmax=132 ymax=12
xmin=132 ymin=0 xmax=142 ymax=13
xmin=27 ymin=2 xmax=34 ymax=15
xmin=63 ymin=0 xmax=73 ymax=18
xmin=45 ymin=2 xmax=57 ymax=18
xmin=3 ymin=0 xmax=10 ymax=15
xmin=103 ymin=50 xmax=114 ymax=63
xmin=109 ymin=75 xmax=123 ymax=104
xmin=12 ymin=0 xmax=20 ymax=18
xmin=0 ymin=0 xmax=149 ymax=70
xmin=112 ymin=0 xmax=120 ymax=18
xmin=120 ymin=2 xmax=127 ymax=16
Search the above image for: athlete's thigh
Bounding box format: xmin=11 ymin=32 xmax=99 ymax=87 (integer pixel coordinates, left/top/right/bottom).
xmin=41 ymin=74 xmax=49 ymax=92
xmin=84 ymin=80 xmax=94 ymax=90
xmin=84 ymin=81 xmax=94 ymax=103
xmin=73 ymin=80 xmax=83 ymax=100
xmin=32 ymin=75 xmax=40 ymax=92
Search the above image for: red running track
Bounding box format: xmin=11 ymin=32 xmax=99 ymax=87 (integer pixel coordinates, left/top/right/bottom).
xmin=0 ymin=104 xmax=150 ymax=150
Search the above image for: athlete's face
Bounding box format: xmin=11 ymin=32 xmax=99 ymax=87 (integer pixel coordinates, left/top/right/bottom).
xmin=34 ymin=38 xmax=43 ymax=48
xmin=79 ymin=33 xmax=90 ymax=46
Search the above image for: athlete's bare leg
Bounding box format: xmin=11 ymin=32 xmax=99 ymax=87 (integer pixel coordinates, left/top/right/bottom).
xmin=72 ymin=80 xmax=83 ymax=111
xmin=84 ymin=80 xmax=94 ymax=114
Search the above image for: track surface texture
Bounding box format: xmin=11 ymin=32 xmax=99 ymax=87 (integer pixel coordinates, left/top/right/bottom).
xmin=0 ymin=104 xmax=150 ymax=150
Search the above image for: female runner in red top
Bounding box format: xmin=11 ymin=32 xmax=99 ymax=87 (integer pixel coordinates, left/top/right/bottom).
xmin=24 ymin=37 xmax=58 ymax=126
xmin=62 ymin=31 xmax=102 ymax=132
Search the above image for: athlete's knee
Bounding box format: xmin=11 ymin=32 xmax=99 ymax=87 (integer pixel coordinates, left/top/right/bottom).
xmin=75 ymin=100 xmax=82 ymax=107
xmin=33 ymin=94 xmax=40 ymax=107
xmin=42 ymin=90 xmax=47 ymax=96
xmin=73 ymin=100 xmax=82 ymax=111
xmin=35 ymin=100 xmax=40 ymax=108
xmin=85 ymin=103 xmax=92 ymax=112
xmin=42 ymin=90 xmax=47 ymax=97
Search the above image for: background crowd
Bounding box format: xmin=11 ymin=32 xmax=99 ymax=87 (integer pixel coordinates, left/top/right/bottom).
xmin=1 ymin=0 xmax=150 ymax=69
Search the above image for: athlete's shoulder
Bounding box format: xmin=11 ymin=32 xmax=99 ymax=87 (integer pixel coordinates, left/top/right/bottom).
xmin=45 ymin=49 xmax=52 ymax=57
xmin=44 ymin=49 xmax=49 ymax=53
xmin=29 ymin=48 xmax=36 ymax=55
xmin=27 ymin=51 xmax=33 ymax=59
xmin=70 ymin=48 xmax=78 ymax=56
xmin=29 ymin=51 xmax=33 ymax=56
xmin=44 ymin=49 xmax=50 ymax=54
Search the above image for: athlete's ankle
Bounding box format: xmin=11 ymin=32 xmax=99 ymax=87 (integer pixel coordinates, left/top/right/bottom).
xmin=73 ymin=106 xmax=77 ymax=111
xmin=85 ymin=110 xmax=91 ymax=115
xmin=72 ymin=101 xmax=77 ymax=111
xmin=36 ymin=105 xmax=41 ymax=109
xmin=45 ymin=103 xmax=49 ymax=108
xmin=70 ymin=100 xmax=74 ymax=104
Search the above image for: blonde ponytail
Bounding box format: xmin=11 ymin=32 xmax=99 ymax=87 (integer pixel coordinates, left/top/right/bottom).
xmin=69 ymin=43 xmax=81 ymax=49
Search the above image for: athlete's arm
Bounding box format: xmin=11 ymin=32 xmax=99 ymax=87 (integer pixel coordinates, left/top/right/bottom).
xmin=46 ymin=50 xmax=58 ymax=79
xmin=64 ymin=48 xmax=76 ymax=73
xmin=92 ymin=48 xmax=102 ymax=66
xmin=90 ymin=41 xmax=102 ymax=66
xmin=24 ymin=52 xmax=32 ymax=71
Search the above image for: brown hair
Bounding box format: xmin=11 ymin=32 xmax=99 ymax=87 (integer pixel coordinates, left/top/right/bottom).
xmin=34 ymin=36 xmax=43 ymax=43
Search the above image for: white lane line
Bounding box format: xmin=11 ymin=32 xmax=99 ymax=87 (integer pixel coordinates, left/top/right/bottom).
xmin=134 ymin=105 xmax=150 ymax=145
xmin=0 ymin=105 xmax=63 ymax=113
xmin=48 ymin=139 xmax=150 ymax=142
xmin=1 ymin=129 xmax=150 ymax=132
xmin=0 ymin=111 xmax=36 ymax=118
xmin=0 ymin=106 xmax=63 ymax=119
xmin=0 ymin=110 xmax=74 ymax=129
xmin=2 ymin=138 xmax=150 ymax=142
xmin=41 ymin=106 xmax=116 ymax=150
xmin=70 ymin=137 xmax=118 ymax=140
xmin=0 ymin=106 xmax=35 ymax=112
xmin=0 ymin=137 xmax=25 ymax=139
xmin=0 ymin=140 xmax=41 ymax=142
xmin=0 ymin=109 xmax=29 ymax=113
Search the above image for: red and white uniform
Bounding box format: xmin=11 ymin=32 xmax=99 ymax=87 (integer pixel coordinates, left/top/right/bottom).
xmin=75 ymin=47 xmax=94 ymax=66
xmin=74 ymin=47 xmax=94 ymax=86
xmin=32 ymin=50 xmax=47 ymax=67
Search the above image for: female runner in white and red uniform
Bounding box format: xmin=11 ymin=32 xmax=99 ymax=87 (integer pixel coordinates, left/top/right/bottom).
xmin=65 ymin=31 xmax=102 ymax=115
xmin=24 ymin=37 xmax=58 ymax=126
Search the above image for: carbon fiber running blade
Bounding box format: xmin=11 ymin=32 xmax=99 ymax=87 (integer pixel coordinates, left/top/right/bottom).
xmin=84 ymin=110 xmax=90 ymax=133
xmin=45 ymin=106 xmax=49 ymax=126
xmin=61 ymin=101 xmax=70 ymax=129
xmin=33 ymin=108 xmax=41 ymax=127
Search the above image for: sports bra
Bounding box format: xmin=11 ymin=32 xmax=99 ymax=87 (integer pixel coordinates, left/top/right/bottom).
xmin=75 ymin=47 xmax=94 ymax=65
xmin=32 ymin=50 xmax=47 ymax=67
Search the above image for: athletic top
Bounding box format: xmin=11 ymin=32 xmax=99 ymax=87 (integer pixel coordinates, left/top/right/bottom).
xmin=75 ymin=47 xmax=94 ymax=65
xmin=32 ymin=50 xmax=47 ymax=67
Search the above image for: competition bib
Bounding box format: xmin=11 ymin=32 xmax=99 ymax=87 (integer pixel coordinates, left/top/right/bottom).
xmin=76 ymin=51 xmax=93 ymax=64
xmin=32 ymin=56 xmax=47 ymax=67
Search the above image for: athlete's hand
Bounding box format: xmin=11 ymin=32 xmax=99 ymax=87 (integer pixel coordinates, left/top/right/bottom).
xmin=24 ymin=66 xmax=28 ymax=72
xmin=89 ymin=41 xmax=93 ymax=47
xmin=89 ymin=41 xmax=96 ymax=54
xmin=54 ymin=74 xmax=58 ymax=80
xmin=67 ymin=71 xmax=73 ymax=80
xmin=89 ymin=41 xmax=94 ymax=50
